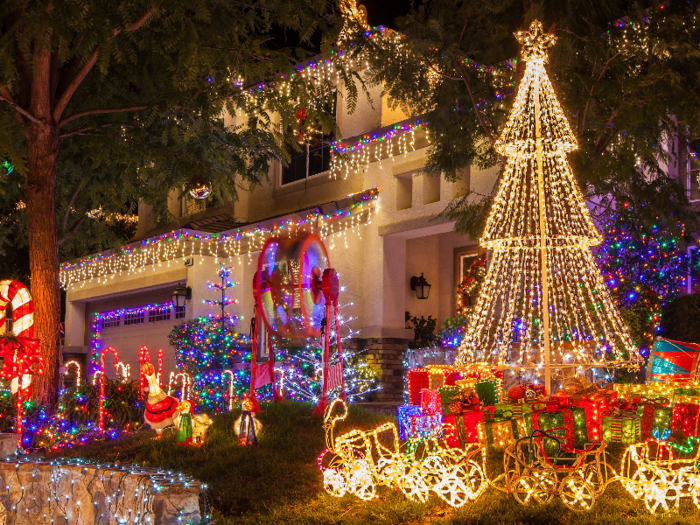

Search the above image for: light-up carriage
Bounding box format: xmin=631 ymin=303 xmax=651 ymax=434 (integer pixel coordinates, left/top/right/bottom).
xmin=502 ymin=429 xmax=613 ymax=511
xmin=318 ymin=399 xmax=487 ymax=507
xmin=620 ymin=435 xmax=700 ymax=515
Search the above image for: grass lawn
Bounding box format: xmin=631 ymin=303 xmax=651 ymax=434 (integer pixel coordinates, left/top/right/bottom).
xmin=44 ymin=402 xmax=700 ymax=524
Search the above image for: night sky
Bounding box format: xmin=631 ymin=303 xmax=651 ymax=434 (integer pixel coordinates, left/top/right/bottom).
xmin=359 ymin=0 xmax=414 ymax=29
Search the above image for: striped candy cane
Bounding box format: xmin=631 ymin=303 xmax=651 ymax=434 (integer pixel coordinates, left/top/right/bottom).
xmin=0 ymin=280 xmax=34 ymax=339
xmin=0 ymin=280 xmax=34 ymax=393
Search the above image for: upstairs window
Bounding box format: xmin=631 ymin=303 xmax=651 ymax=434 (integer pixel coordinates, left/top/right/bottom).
xmin=281 ymin=93 xmax=336 ymax=185
xmin=690 ymin=139 xmax=700 ymax=201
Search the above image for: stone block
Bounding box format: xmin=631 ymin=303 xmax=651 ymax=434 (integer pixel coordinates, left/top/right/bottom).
xmin=0 ymin=434 xmax=18 ymax=459
xmin=0 ymin=459 xmax=203 ymax=524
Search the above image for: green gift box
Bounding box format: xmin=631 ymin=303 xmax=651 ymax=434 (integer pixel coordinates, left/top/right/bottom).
xmin=674 ymin=388 xmax=700 ymax=397
xmin=480 ymin=407 xmax=525 ymax=448
xmin=524 ymin=407 xmax=588 ymax=455
xmin=475 ymin=379 xmax=499 ymax=407
xmin=602 ymin=412 xmax=640 ymax=445
xmin=495 ymin=402 xmax=522 ymax=418
xmin=437 ymin=386 xmax=460 ymax=414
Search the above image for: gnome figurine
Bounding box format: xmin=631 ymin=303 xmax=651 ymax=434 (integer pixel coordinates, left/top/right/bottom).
xmin=176 ymin=400 xmax=194 ymax=445
xmin=235 ymin=397 xmax=262 ymax=446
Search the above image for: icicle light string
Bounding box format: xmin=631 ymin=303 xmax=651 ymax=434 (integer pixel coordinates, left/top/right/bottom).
xmin=60 ymin=188 xmax=378 ymax=288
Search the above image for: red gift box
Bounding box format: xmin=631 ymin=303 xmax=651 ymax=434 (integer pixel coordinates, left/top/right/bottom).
xmin=576 ymin=397 xmax=605 ymax=442
xmin=671 ymin=397 xmax=700 ymax=438
xmin=421 ymin=389 xmax=442 ymax=416
xmin=444 ymin=408 xmax=484 ymax=448
xmin=407 ymin=369 xmax=430 ymax=405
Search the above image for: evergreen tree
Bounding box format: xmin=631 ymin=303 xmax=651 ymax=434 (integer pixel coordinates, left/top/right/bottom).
xmin=169 ymin=266 xmax=246 ymax=413
xmin=596 ymin=204 xmax=694 ymax=355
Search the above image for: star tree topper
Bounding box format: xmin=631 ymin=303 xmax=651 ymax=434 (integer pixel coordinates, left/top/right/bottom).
xmin=515 ymin=20 xmax=557 ymax=63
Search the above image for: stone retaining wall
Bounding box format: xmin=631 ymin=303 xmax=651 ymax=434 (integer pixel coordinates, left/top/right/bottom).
xmin=0 ymin=458 xmax=203 ymax=525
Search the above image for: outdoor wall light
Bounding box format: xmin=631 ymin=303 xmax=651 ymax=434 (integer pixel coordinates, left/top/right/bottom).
xmin=172 ymin=284 xmax=192 ymax=308
xmin=410 ymin=273 xmax=432 ymax=300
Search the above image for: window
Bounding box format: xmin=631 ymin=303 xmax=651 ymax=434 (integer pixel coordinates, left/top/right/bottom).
xmin=148 ymin=306 xmax=171 ymax=323
xmin=460 ymin=253 xmax=480 ymax=280
xmin=689 ymin=247 xmax=700 ymax=294
xmin=102 ymin=314 xmax=120 ymax=329
xmin=123 ymin=311 xmax=144 ymax=326
xmin=175 ymin=305 xmax=186 ymax=319
xmin=690 ymin=145 xmax=700 ymax=201
xmin=281 ymin=93 xmax=336 ymax=185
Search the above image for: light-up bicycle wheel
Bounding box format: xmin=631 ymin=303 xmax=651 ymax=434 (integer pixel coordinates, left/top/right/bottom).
xmin=255 ymin=233 xmax=330 ymax=339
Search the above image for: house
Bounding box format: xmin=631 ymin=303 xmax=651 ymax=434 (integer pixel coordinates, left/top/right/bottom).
xmin=60 ymin=22 xmax=696 ymax=402
xmin=60 ymin=47 xmax=499 ymax=401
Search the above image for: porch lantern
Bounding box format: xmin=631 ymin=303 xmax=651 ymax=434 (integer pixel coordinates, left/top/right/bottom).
xmin=410 ymin=273 xmax=432 ymax=300
xmin=172 ymin=284 xmax=191 ymax=308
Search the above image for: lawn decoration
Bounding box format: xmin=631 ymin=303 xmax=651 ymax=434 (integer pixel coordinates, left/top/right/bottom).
xmin=139 ymin=346 xmax=163 ymax=397
xmin=98 ymin=347 xmax=120 ymax=432
xmin=176 ymin=401 xmax=193 ymax=445
xmin=115 ymin=361 xmax=130 ymax=382
xmin=142 ymin=362 xmax=180 ymax=431
xmin=455 ymin=20 xmax=638 ymax=392
xmin=252 ymin=233 xmax=345 ymax=416
xmin=0 ymin=280 xmax=42 ymax=394
xmin=318 ymin=398 xmax=487 ymax=507
xmin=0 ymin=280 xmax=44 ymax=444
xmin=620 ymin=435 xmax=700 ymax=515
xmin=647 ymin=338 xmax=700 ymax=384
xmin=397 ymin=389 xmax=444 ymax=440
xmin=168 ymin=371 xmax=192 ymax=401
xmin=170 ymin=266 xmax=247 ymax=413
xmin=502 ymin=430 xmax=613 ymax=511
xmin=235 ymin=397 xmax=261 ymax=446
xmin=62 ymin=360 xmax=81 ymax=387
xmin=175 ymin=400 xmax=212 ymax=445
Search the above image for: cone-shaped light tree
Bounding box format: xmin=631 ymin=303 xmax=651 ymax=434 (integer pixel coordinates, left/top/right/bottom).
xmin=456 ymin=21 xmax=639 ymax=392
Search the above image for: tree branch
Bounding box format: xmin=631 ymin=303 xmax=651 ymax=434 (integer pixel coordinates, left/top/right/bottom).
xmin=0 ymin=94 xmax=47 ymax=126
xmin=421 ymin=55 xmax=463 ymax=81
xmin=53 ymin=8 xmax=155 ymax=122
xmin=229 ymin=1 xmax=275 ymax=11
xmin=579 ymin=51 xmax=621 ymax=136
xmin=60 ymin=105 xmax=148 ymax=127
xmin=455 ymin=62 xmax=496 ymax=146
xmin=62 ymin=180 xmax=84 ymax=232
xmin=58 ymin=215 xmax=86 ymax=246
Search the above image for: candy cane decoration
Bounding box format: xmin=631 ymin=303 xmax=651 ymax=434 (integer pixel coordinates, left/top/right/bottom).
xmin=167 ymin=372 xmax=191 ymax=401
xmin=275 ymin=368 xmax=285 ymax=397
xmin=0 ymin=280 xmax=34 ymax=339
xmin=98 ymin=347 xmax=119 ymax=432
xmin=116 ymin=362 xmax=130 ymax=383
xmin=0 ymin=280 xmax=35 ymax=394
xmin=222 ymin=370 xmax=235 ymax=411
xmin=63 ymin=360 xmax=81 ymax=387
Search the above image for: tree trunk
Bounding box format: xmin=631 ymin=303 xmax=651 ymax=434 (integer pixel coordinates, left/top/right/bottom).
xmin=24 ymin=122 xmax=61 ymax=407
